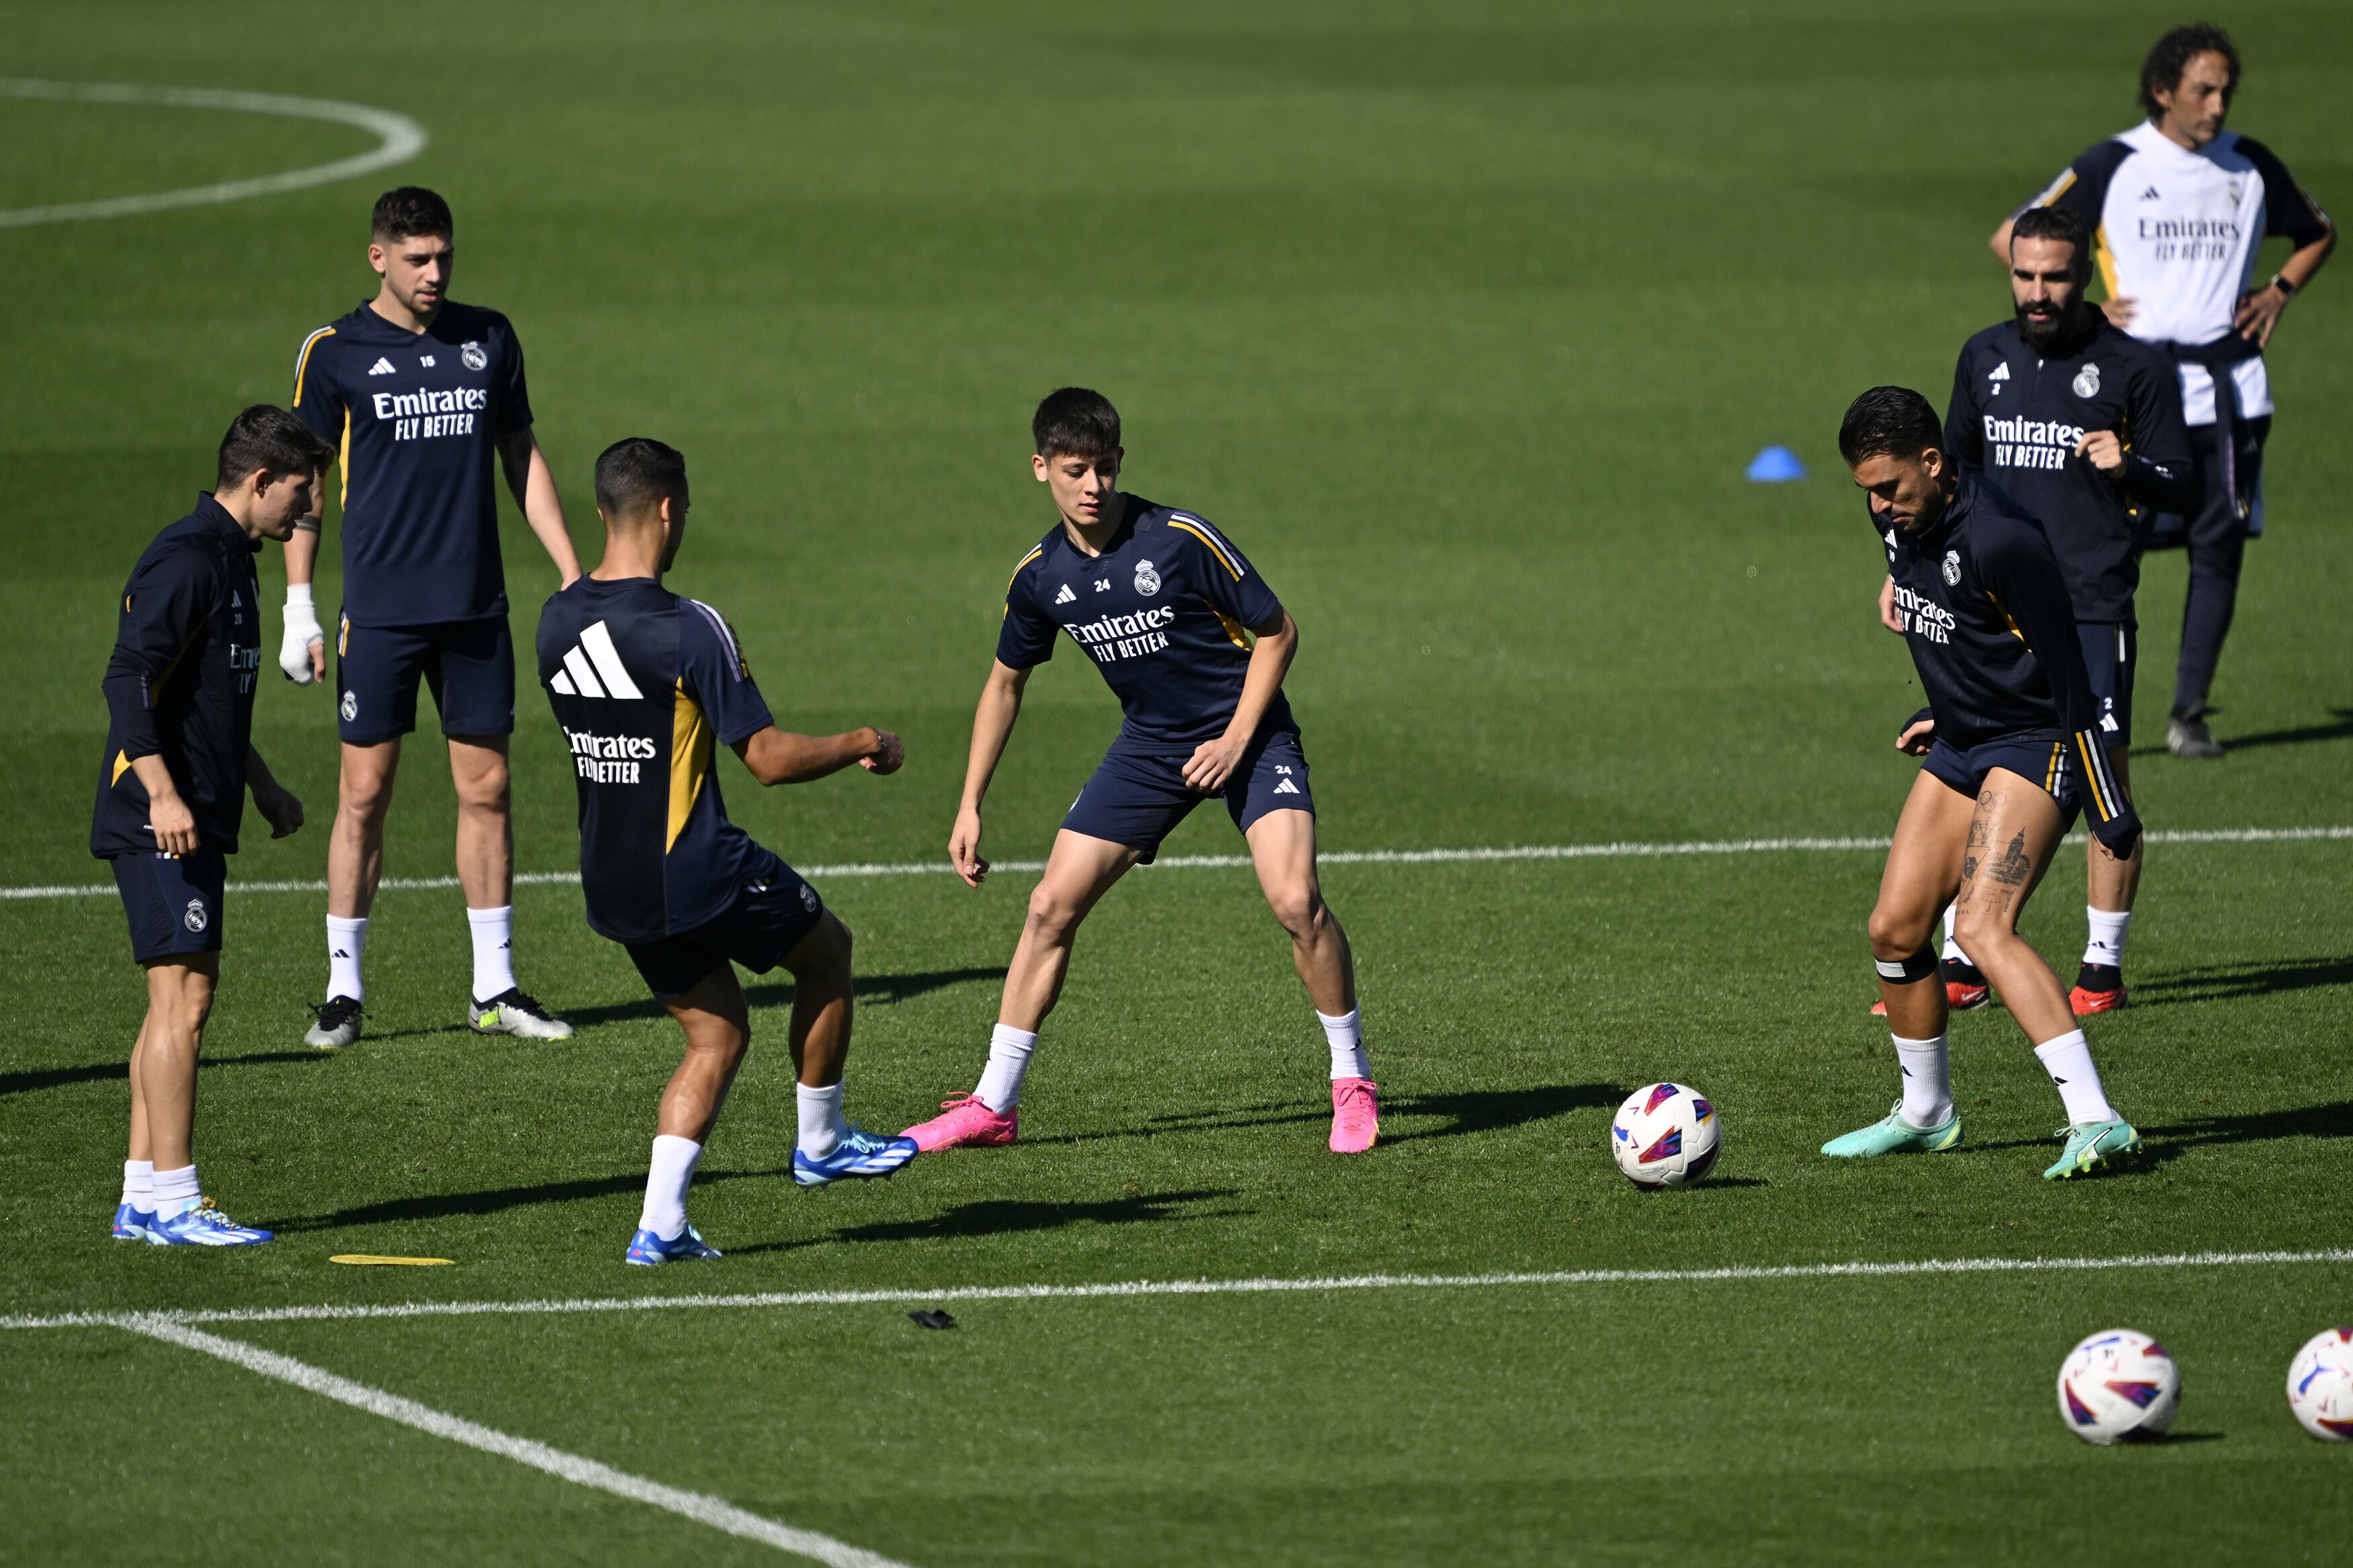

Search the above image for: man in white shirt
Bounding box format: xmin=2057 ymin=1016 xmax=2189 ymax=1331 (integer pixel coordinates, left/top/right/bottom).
xmin=1990 ymin=24 xmax=2334 ymax=758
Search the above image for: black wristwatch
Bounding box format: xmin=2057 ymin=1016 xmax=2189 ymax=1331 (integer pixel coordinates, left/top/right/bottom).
xmin=2272 ymin=273 xmax=2299 ymax=298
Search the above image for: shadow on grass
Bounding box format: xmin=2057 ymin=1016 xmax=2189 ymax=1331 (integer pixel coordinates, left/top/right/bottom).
xmin=1025 ymin=1082 xmax=1628 ymax=1148
xmin=2127 ymin=956 xmax=2353 ymax=1007
xmin=731 ymin=1187 xmax=1244 ymax=1255
xmin=557 ymin=966 xmax=1006 ymax=1030
xmin=0 ymin=1050 xmax=325 ymax=1099
xmin=1958 ymin=1098 xmax=2351 ymax=1159
xmin=272 ymin=1165 xmax=791 ymax=1233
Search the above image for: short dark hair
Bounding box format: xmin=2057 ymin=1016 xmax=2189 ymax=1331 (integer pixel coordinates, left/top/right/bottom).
xmin=2010 ymin=204 xmax=2094 ymax=278
xmin=1033 ymin=386 xmax=1120 ymax=460
xmin=372 ymin=185 xmax=453 ymax=243
xmin=1837 ymin=386 xmax=1945 ymax=468
xmin=216 ymin=404 xmax=333 ymax=490
xmin=2140 ymin=24 xmax=2239 ymax=120
xmin=594 ymin=437 xmax=688 ymax=518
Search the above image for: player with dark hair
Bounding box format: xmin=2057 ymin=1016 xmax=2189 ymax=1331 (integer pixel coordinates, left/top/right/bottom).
xmin=1990 ymin=24 xmax=2335 ymax=759
xmin=1827 ymin=387 xmax=2145 ymax=1181
xmin=284 ymin=186 xmax=584 ymax=1049
xmin=903 ymin=388 xmax=1379 ymax=1155
xmin=1880 ymin=204 xmax=2192 ymax=1016
xmin=539 ymin=438 xmax=915 ymax=1264
xmin=94 ymin=406 xmax=329 ymax=1244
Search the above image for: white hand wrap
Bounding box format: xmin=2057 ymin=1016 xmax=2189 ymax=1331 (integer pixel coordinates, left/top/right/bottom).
xmin=281 ymin=584 xmax=324 ymax=684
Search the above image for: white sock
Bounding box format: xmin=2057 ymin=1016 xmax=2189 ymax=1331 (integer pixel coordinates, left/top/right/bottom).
xmin=1891 ymin=1033 xmax=1953 ymax=1128
xmin=2083 ymin=906 xmax=2132 ymax=970
xmin=467 ymin=905 xmax=516 ymax=1002
xmin=152 ymin=1163 xmax=200 ymax=1220
xmin=1940 ymin=904 xmax=1971 ymax=969
xmin=122 ymin=1159 xmax=154 ymax=1210
xmin=1318 ymin=1007 xmax=1371 ymax=1081
xmin=638 ymin=1134 xmax=703 ymax=1241
xmin=974 ymin=1024 xmax=1038 ymax=1113
xmin=797 ymin=1081 xmax=847 ymax=1159
xmin=2034 ymin=1029 xmax=2118 ymax=1125
xmin=326 ymin=914 xmax=368 ymax=1002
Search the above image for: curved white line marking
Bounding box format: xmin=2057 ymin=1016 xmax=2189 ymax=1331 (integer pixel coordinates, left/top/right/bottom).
xmin=0 ymin=79 xmax=426 ymax=229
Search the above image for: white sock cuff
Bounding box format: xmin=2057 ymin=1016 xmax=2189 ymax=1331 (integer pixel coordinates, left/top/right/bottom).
xmin=152 ymin=1164 xmax=200 ymax=1211
xmin=989 ymin=1024 xmax=1039 ymax=1051
xmin=2032 ymin=1028 xmax=2089 ymax=1064
xmin=466 ymin=904 xmax=514 ymax=926
xmin=1889 ymin=1032 xmax=1948 ymax=1050
xmin=327 ymin=914 xmax=368 ymax=936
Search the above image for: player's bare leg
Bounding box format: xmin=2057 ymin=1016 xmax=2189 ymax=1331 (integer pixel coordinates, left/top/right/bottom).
xmin=1246 ymin=808 xmax=1377 ymax=1151
xmin=2075 ymin=745 xmax=2140 ymax=1013
xmin=452 ymin=733 xmax=567 ymax=1038
xmin=1825 ymin=771 xmax=1972 ymax=1158
xmin=307 ymin=739 xmax=399 ymax=1047
xmin=904 ymin=830 xmax=1140 ymax=1150
xmin=114 ymin=1009 xmax=157 ymax=1235
xmin=630 ymin=963 xmax=748 ymax=1262
xmin=1950 ymin=772 xmax=2070 ymax=1042
xmin=772 ymin=911 xmax=912 ymax=1186
xmin=130 ymin=954 xmax=265 ymax=1242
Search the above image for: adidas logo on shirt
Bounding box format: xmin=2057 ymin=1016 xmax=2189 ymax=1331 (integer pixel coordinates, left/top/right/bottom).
xmin=2140 ymin=185 xmax=2161 ymax=201
xmin=368 ymin=358 xmax=396 ymax=376
xmin=1053 ymin=583 xmax=1077 ymax=605
xmin=548 ymin=620 xmax=644 ymax=700
xmin=1987 ymin=364 xmax=2009 ymax=381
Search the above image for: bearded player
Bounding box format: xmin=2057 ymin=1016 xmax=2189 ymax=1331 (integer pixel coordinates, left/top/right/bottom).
xmin=904 ymin=388 xmax=1378 ymax=1155
xmin=1828 ymin=387 xmax=2145 ymax=1181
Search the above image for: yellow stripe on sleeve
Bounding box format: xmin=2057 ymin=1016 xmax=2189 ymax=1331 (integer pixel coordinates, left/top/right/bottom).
xmin=292 ymin=326 xmax=335 ymax=407
xmin=1166 ymin=520 xmax=1242 ymax=579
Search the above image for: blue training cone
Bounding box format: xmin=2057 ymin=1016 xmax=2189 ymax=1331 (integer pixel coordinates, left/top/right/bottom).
xmin=1745 ymin=445 xmax=1806 ymax=483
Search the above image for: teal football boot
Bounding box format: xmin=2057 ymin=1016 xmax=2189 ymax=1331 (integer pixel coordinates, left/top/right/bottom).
xmin=1821 ymin=1101 xmax=1964 ymax=1157
xmin=2042 ymin=1119 xmax=2143 ymax=1180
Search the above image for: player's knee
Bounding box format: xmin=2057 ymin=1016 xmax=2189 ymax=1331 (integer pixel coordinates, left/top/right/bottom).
xmin=1867 ymin=903 xmax=1933 ymax=960
xmin=338 ymin=762 xmax=397 ymax=821
xmin=455 ymin=759 xmax=511 ymax=812
xmin=1951 ymin=905 xmax=2011 ymax=956
xmin=1024 ymin=884 xmax=1084 ymax=944
xmin=1265 ymin=883 xmax=1323 ymax=941
xmin=787 ymin=912 xmax=854 ymax=994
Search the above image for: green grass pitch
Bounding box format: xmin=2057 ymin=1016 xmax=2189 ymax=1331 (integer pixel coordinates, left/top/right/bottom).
xmin=3 ymin=2 xmax=2350 ymax=1563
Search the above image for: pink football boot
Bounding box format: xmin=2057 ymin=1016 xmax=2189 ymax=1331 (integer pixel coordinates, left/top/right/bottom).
xmin=1329 ymin=1077 xmax=1380 ymax=1153
xmin=902 ymin=1092 xmax=1019 ymax=1151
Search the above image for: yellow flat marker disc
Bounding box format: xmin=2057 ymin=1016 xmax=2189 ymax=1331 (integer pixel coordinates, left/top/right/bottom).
xmin=329 ymin=1253 xmax=456 ymax=1267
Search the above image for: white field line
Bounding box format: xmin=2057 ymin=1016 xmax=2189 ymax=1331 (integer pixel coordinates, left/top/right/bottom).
xmin=5 ymin=823 xmax=2348 ymax=902
xmin=120 ymin=1315 xmax=910 ymax=1568
xmin=0 ymin=79 xmax=426 ymax=229
xmin=11 ymin=1247 xmax=2348 ymax=1333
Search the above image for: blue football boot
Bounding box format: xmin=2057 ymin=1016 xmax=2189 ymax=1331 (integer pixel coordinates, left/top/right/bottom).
xmin=625 ymin=1225 xmax=723 ymax=1266
xmin=112 ymin=1204 xmax=155 ymax=1241
xmin=793 ymin=1126 xmax=920 ymax=1188
xmin=145 ymin=1198 xmax=273 ymax=1246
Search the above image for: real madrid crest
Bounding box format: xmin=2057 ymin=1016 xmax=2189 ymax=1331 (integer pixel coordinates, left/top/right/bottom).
xmin=2071 ymin=362 xmax=2100 ymax=399
xmin=461 ymin=340 xmax=489 ymax=372
xmin=183 ymin=898 xmax=208 ymax=933
xmin=1133 ymin=559 xmax=1161 ymax=596
xmin=1941 ymin=549 xmax=1962 ymax=587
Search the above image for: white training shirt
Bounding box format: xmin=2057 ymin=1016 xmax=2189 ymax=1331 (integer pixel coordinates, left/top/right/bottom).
xmin=2022 ymin=121 xmax=2331 ymax=424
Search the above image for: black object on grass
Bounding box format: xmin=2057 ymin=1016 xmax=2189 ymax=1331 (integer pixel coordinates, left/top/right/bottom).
xmin=909 ymin=1309 xmax=957 ymax=1331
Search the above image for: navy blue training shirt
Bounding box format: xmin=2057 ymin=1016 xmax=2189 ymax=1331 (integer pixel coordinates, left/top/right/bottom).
xmin=292 ymin=300 xmax=532 ymax=625
xmin=537 ymin=577 xmax=776 ymax=944
xmin=91 ymin=495 xmax=265 ymax=858
xmin=1946 ymin=315 xmax=2193 ymax=623
xmin=1878 ymin=474 xmax=2139 ymax=850
xmin=997 ymin=497 xmax=1291 ymax=746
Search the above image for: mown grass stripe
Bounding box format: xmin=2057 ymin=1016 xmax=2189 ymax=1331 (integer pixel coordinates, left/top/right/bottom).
xmin=5 ymin=823 xmax=2348 ymax=901
xmin=12 ymin=1247 xmax=2347 ymax=1332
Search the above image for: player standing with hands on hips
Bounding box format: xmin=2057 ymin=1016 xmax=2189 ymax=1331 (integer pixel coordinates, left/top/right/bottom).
xmin=1884 ymin=204 xmax=2192 ymax=1017
xmin=1993 ymin=24 xmax=2334 ymax=759
xmin=282 ymin=188 xmax=582 ymax=1047
xmin=1827 ymin=388 xmax=2145 ymax=1182
xmin=94 ymin=407 xmax=331 ymax=1245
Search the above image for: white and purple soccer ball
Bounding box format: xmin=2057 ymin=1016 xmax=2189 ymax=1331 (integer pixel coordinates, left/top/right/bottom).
xmin=2056 ymin=1329 xmax=2180 ymax=1444
xmin=1609 ymin=1082 xmax=1720 ymax=1189
xmin=2286 ymin=1325 xmax=2353 ymax=1441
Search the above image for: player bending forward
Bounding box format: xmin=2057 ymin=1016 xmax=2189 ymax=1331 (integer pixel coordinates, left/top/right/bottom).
xmin=95 ymin=407 xmax=330 ymax=1244
xmin=539 ymin=440 xmax=916 ymax=1264
xmin=1829 ymin=388 xmax=2145 ymax=1181
xmin=905 ymin=388 xmax=1378 ymax=1155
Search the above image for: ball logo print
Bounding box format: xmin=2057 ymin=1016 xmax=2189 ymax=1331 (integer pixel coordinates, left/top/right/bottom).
xmin=2072 ymin=363 xmax=2101 ymax=399
xmin=461 ymin=340 xmax=487 ymax=372
xmin=1941 ymin=549 xmax=1962 ymax=587
xmin=1133 ymin=559 xmax=1160 ymax=597
xmin=2286 ymin=1325 xmax=2353 ymax=1440
xmin=182 ymin=898 xmax=207 ymax=934
xmin=340 ymin=690 xmax=358 ymax=723
xmin=2055 ymin=1330 xmax=2179 ymax=1443
xmin=1609 ymin=1081 xmax=1720 ymax=1188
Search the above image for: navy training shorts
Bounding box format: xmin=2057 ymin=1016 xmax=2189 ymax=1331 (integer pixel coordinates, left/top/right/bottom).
xmin=1062 ymin=727 xmax=1314 ymax=864
xmin=2077 ymin=620 xmax=2135 ymax=751
xmin=336 ymin=614 xmax=516 ymax=744
xmin=110 ymin=848 xmax=227 ymax=964
xmin=623 ymin=849 xmax=826 ymax=1000
xmin=1922 ymin=732 xmax=2081 ymax=829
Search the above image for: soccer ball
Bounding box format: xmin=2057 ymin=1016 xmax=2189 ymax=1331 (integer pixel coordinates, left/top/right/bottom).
xmin=2286 ymin=1326 xmax=2353 ymax=1440
xmin=1609 ymin=1082 xmax=1720 ymax=1188
xmin=2055 ymin=1329 xmax=2180 ymax=1444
